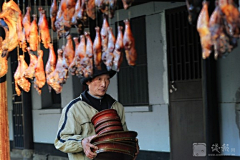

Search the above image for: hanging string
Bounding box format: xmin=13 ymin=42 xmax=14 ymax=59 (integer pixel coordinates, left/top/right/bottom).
xmin=34 ymin=0 xmax=37 ymax=15
xmin=51 ymin=0 xmax=54 ymax=43
xmin=23 ymin=0 xmax=25 ymax=15
xmin=117 ymin=4 xmax=119 ymax=27
xmin=95 ymin=6 xmax=98 ymax=27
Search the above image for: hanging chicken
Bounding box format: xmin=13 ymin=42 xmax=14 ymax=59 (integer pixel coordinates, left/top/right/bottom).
xmin=23 ymin=7 xmax=31 ymax=42
xmin=24 ymin=47 xmax=38 ymax=79
xmin=83 ymin=32 xmax=93 ymax=77
xmin=34 ymin=50 xmax=46 ymax=94
xmin=50 ymin=0 xmax=58 ymax=32
xmin=93 ymin=27 xmax=102 ymax=70
xmin=197 ymin=1 xmax=212 ymax=59
xmin=102 ymin=27 xmax=115 ymax=70
xmin=113 ymin=26 xmax=124 ymax=71
xmin=71 ymin=0 xmax=85 ymax=34
xmin=123 ymin=19 xmax=137 ymax=66
xmin=38 ymin=8 xmax=51 ymax=49
xmin=14 ymin=55 xmax=31 ymax=96
xmin=75 ymin=35 xmax=86 ymax=77
xmin=29 ymin=14 xmax=39 ymax=51
xmin=0 ymin=0 xmax=21 ymax=78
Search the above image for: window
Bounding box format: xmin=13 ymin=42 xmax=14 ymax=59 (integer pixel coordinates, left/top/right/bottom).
xmin=116 ymin=16 xmax=149 ymax=106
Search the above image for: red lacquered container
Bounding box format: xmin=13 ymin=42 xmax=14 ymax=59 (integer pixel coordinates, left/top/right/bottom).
xmin=95 ymin=120 xmax=123 ymax=134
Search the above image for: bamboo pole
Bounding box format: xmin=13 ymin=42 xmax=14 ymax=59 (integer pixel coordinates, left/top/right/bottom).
xmin=0 ymin=77 xmax=10 ymax=160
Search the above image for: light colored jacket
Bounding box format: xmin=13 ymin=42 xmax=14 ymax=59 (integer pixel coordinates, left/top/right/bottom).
xmin=54 ymin=96 xmax=128 ymax=160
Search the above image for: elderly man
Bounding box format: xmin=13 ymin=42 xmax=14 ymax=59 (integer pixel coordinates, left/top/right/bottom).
xmin=54 ymin=63 xmax=137 ymax=160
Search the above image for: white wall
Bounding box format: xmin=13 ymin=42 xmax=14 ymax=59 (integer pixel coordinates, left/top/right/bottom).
xmin=217 ymin=40 xmax=240 ymax=156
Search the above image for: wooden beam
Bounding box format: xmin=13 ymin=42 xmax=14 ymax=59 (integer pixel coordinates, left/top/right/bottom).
xmin=0 ymin=77 xmax=10 ymax=160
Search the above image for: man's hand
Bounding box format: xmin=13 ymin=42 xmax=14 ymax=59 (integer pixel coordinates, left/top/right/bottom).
xmin=133 ymin=138 xmax=139 ymax=160
xmin=82 ymin=135 xmax=98 ymax=159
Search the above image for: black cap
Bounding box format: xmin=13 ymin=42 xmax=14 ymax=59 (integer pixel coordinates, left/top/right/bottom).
xmin=80 ymin=63 xmax=116 ymax=85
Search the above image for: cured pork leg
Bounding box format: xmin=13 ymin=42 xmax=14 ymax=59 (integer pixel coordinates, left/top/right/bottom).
xmin=113 ymin=26 xmax=124 ymax=71
xmin=24 ymin=47 xmax=38 ymax=79
xmin=50 ymin=0 xmax=58 ymax=32
xmin=69 ymin=37 xmax=80 ymax=75
xmin=197 ymin=1 xmax=212 ymax=59
xmin=29 ymin=15 xmax=39 ymax=51
xmin=123 ymin=19 xmax=137 ymax=66
xmin=62 ymin=35 xmax=75 ymax=69
xmin=38 ymin=9 xmax=51 ymax=49
xmin=14 ymin=55 xmax=31 ymax=96
xmin=93 ymin=27 xmax=102 ymax=69
xmin=23 ymin=7 xmax=31 ymax=42
xmin=34 ymin=50 xmax=46 ymax=94
xmin=102 ymin=27 xmax=115 ymax=70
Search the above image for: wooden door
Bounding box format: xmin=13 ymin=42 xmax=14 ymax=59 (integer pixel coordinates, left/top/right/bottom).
xmin=166 ymin=6 xmax=207 ymax=160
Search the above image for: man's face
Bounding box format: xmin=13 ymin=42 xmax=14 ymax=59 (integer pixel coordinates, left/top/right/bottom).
xmin=86 ymin=74 xmax=110 ymax=98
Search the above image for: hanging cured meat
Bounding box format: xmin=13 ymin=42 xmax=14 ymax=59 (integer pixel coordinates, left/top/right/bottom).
xmin=93 ymin=27 xmax=102 ymax=69
xmin=113 ymin=26 xmax=124 ymax=71
xmin=47 ymin=49 xmax=67 ymax=93
xmin=75 ymin=35 xmax=86 ymax=77
xmin=0 ymin=0 xmax=21 ymax=78
xmin=38 ymin=8 xmax=51 ymax=49
xmin=29 ymin=14 xmax=39 ymax=51
xmin=123 ymin=19 xmax=137 ymax=66
xmin=101 ymin=16 xmax=109 ymax=53
xmin=34 ymin=50 xmax=46 ymax=94
xmin=62 ymin=35 xmax=75 ymax=69
xmin=102 ymin=27 xmax=115 ymax=70
xmin=185 ymin=0 xmax=202 ymax=24
xmin=122 ymin=0 xmax=134 ymax=10
xmin=83 ymin=32 xmax=93 ymax=77
xmin=17 ymin=12 xmax=27 ymax=52
xmin=46 ymin=43 xmax=57 ymax=80
xmin=219 ymin=0 xmax=240 ymax=37
xmin=69 ymin=37 xmax=80 ymax=75
xmin=23 ymin=7 xmax=31 ymax=42
xmin=14 ymin=55 xmax=31 ymax=96
xmin=72 ymin=0 xmax=85 ymax=34
xmin=197 ymin=1 xmax=212 ymax=59
xmin=209 ymin=2 xmax=237 ymax=59
xmin=24 ymin=47 xmax=38 ymax=79
xmin=50 ymin=0 xmax=58 ymax=32
xmin=86 ymin=0 xmax=96 ymax=20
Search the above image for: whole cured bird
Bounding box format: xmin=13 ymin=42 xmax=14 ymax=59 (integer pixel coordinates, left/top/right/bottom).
xmin=186 ymin=0 xmax=203 ymax=24
xmin=123 ymin=19 xmax=137 ymax=66
xmin=14 ymin=55 xmax=31 ymax=96
xmin=0 ymin=0 xmax=21 ymax=78
xmin=113 ymin=26 xmax=124 ymax=71
xmin=50 ymin=0 xmax=58 ymax=32
xmin=197 ymin=1 xmax=212 ymax=59
xmin=24 ymin=47 xmax=38 ymax=79
xmin=102 ymin=27 xmax=115 ymax=70
xmin=93 ymin=27 xmax=102 ymax=69
xmin=34 ymin=50 xmax=46 ymax=94
xmin=38 ymin=9 xmax=51 ymax=49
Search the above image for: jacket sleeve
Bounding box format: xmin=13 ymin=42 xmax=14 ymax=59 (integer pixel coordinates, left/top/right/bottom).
xmin=114 ymin=102 xmax=128 ymax=131
xmin=54 ymin=106 xmax=84 ymax=153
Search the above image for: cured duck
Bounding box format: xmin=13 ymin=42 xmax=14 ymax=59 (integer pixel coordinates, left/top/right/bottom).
xmin=197 ymin=1 xmax=212 ymax=59
xmin=83 ymin=32 xmax=93 ymax=77
xmin=93 ymin=27 xmax=102 ymax=69
xmin=75 ymin=35 xmax=86 ymax=77
xmin=24 ymin=47 xmax=38 ymax=79
xmin=101 ymin=16 xmax=109 ymax=53
xmin=69 ymin=37 xmax=80 ymax=75
xmin=17 ymin=12 xmax=27 ymax=52
xmin=23 ymin=7 xmax=31 ymax=42
xmin=50 ymin=0 xmax=58 ymax=32
xmin=34 ymin=50 xmax=46 ymax=94
xmin=38 ymin=9 xmax=51 ymax=49
xmin=46 ymin=43 xmax=57 ymax=79
xmin=14 ymin=55 xmax=31 ymax=96
xmin=113 ymin=26 xmax=124 ymax=71
xmin=123 ymin=19 xmax=137 ymax=66
xmin=102 ymin=27 xmax=115 ymax=70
